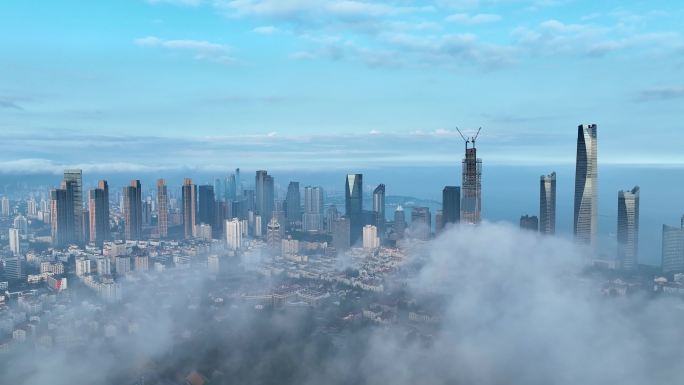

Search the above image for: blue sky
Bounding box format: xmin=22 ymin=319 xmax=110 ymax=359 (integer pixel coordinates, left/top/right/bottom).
xmin=0 ymin=0 xmax=683 ymax=172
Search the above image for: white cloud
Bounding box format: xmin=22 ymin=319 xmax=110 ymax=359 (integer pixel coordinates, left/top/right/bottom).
xmin=146 ymin=0 xmax=203 ymax=6
xmin=446 ymin=12 xmax=501 ymax=25
xmin=252 ymin=25 xmax=278 ymax=34
xmin=134 ymin=36 xmax=235 ymax=63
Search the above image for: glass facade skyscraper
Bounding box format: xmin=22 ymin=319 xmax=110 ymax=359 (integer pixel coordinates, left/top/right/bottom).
xmin=540 ymin=172 xmax=556 ymax=235
xmin=617 ymin=186 xmax=640 ymax=271
xmin=442 ymin=186 xmax=460 ymax=228
xmin=182 ymin=178 xmax=197 ymax=239
xmin=345 ymin=174 xmax=363 ymax=245
xmin=123 ymin=180 xmax=142 ymax=241
xmin=255 ymin=170 xmax=274 ymax=234
xmin=574 ymin=124 xmax=598 ymax=246
xmin=63 ymin=169 xmax=83 ymax=244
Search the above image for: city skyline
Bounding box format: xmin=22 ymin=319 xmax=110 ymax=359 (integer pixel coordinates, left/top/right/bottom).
xmin=2 ymin=2 xmax=684 ymax=384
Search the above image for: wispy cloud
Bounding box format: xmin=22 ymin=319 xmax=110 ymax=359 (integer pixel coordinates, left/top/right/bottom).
xmin=134 ymin=36 xmax=235 ymax=64
xmin=252 ymin=25 xmax=278 ymax=34
xmin=146 ymin=0 xmax=202 ymax=6
xmin=637 ymin=86 xmax=684 ymax=102
xmin=0 ymin=99 xmax=24 ymax=110
xmin=445 ymin=13 xmax=501 ymax=25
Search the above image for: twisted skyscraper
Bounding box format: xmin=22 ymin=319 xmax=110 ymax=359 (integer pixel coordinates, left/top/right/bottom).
xmin=573 ymin=124 xmax=598 ymax=246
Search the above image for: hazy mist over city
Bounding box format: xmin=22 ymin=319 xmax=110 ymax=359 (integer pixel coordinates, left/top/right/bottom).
xmin=1 ymin=1 xmax=684 ymax=385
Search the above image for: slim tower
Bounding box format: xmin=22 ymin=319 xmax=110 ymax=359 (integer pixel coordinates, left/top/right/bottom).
xmin=88 ymin=180 xmax=109 ymax=245
xmin=123 ymin=180 xmax=142 ymax=240
xmin=63 ymin=169 xmax=84 ymax=244
xmin=157 ymin=179 xmax=168 ymax=238
xmin=255 ymin=170 xmax=274 ymax=233
xmin=345 ymin=174 xmax=363 ymax=245
xmin=182 ymin=178 xmax=197 ymax=239
xmin=540 ymin=172 xmax=556 ymax=235
xmin=617 ymin=186 xmax=640 ymax=271
xmin=373 ymin=184 xmax=386 ymax=231
xmin=286 ymin=181 xmax=301 ymax=226
xmin=573 ymin=124 xmax=598 ymax=246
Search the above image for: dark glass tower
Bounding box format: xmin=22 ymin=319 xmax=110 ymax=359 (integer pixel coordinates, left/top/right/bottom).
xmin=255 ymin=170 xmax=274 ymax=233
xmin=182 ymin=178 xmax=197 ymax=239
xmin=123 ymin=180 xmax=142 ymax=241
xmin=442 ymin=186 xmax=460 ymax=228
xmin=345 ymin=174 xmax=363 ymax=245
xmin=286 ymin=181 xmax=301 ymax=226
xmin=63 ymin=169 xmax=84 ymax=244
xmin=198 ymin=184 xmax=216 ymax=226
xmin=88 ymin=180 xmax=109 ymax=245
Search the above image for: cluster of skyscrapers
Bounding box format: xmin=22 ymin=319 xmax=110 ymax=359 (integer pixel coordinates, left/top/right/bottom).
xmin=35 ymin=123 xmax=684 ymax=274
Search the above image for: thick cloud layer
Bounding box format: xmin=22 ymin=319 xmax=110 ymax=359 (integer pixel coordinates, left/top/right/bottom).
xmin=1 ymin=223 xmax=682 ymax=385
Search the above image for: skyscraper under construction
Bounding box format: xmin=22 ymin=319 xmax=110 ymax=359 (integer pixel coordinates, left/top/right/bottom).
xmin=458 ymin=128 xmax=482 ymax=225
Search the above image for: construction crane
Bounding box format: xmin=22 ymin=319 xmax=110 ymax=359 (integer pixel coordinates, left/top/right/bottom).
xmin=455 ymin=127 xmax=482 ymax=149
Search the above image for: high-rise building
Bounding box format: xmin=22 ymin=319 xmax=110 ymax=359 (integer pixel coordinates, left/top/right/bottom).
xmin=63 ymin=169 xmax=84 ymax=244
xmin=540 ymin=172 xmax=556 ymax=235
xmin=326 ymin=204 xmax=339 ymax=234
xmin=393 ymin=205 xmax=406 ymax=239
xmin=226 ymin=218 xmax=243 ymax=251
xmin=226 ymin=173 xmax=237 ymax=201
xmin=116 ymin=255 xmax=131 ymax=276
xmin=0 ymin=196 xmax=9 ymax=217
xmin=182 ymin=178 xmax=197 ymax=239
xmin=461 ymin=141 xmax=482 ymax=225
xmin=157 ymin=179 xmax=168 ymax=238
xmin=123 ymin=180 xmax=143 ymax=241
xmin=574 ymin=124 xmax=598 ymax=246
xmin=617 ymin=186 xmax=640 ymax=271
xmin=235 ymin=168 xmax=242 ymax=197
xmin=411 ymin=207 xmax=431 ymax=240
xmin=303 ymin=186 xmax=324 ymax=232
xmin=345 ymin=174 xmax=363 ymax=244
xmin=363 ymin=225 xmax=380 ymax=250
xmin=333 ymin=217 xmax=351 ymax=252
xmin=88 ymin=180 xmax=110 ymax=245
xmin=4 ymin=257 xmax=22 ymax=281
xmin=267 ymin=217 xmax=282 ymax=251
xmin=372 ymin=184 xmax=386 ymax=231
xmin=198 ymin=185 xmax=216 ymax=226
xmin=134 ymin=255 xmax=149 ymax=272
xmin=9 ymin=228 xmax=21 ymax=256
xmin=442 ymin=186 xmax=460 ymax=228
xmin=662 ymin=224 xmax=684 ymax=274
xmin=50 ymin=185 xmax=74 ymax=247
xmin=435 ymin=210 xmax=444 ymax=234
xmin=520 ymin=215 xmax=539 ymax=231
xmin=142 ymin=200 xmax=152 ymax=226
xmin=214 ymin=178 xmax=224 ymax=202
xmin=96 ymin=257 xmax=111 ymax=276
xmin=255 ymin=170 xmax=274 ymax=234
xmin=13 ymin=215 xmax=28 ymax=235
xmin=286 ymin=181 xmax=301 ymax=227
